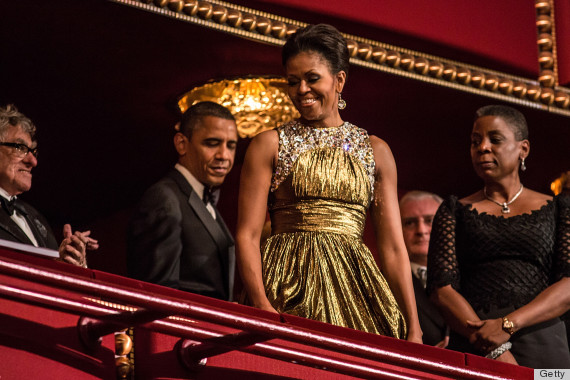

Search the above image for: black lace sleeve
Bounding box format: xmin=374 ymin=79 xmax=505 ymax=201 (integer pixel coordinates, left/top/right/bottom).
xmin=553 ymin=195 xmax=570 ymax=282
xmin=427 ymin=196 xmax=461 ymax=295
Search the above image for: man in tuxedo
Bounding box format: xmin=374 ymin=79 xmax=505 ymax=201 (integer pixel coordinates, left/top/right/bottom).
xmin=0 ymin=104 xmax=97 ymax=267
xmin=127 ymin=101 xmax=237 ymax=301
xmin=400 ymin=190 xmax=448 ymax=347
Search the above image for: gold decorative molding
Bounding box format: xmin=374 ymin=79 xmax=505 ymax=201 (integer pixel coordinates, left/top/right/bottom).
xmin=536 ymin=0 xmax=558 ymax=88
xmin=115 ymin=329 xmax=134 ymax=379
xmin=86 ymin=298 xmax=135 ymax=379
xmin=110 ymin=0 xmax=570 ymax=117
xmin=84 ymin=297 xmax=205 ymax=378
xmin=534 ymin=0 xmax=570 ymax=114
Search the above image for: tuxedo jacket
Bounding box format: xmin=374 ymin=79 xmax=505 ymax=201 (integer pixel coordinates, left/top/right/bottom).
xmin=413 ymin=274 xmax=447 ymax=346
xmin=127 ymin=169 xmax=235 ymax=301
xmin=0 ymin=199 xmax=58 ymax=250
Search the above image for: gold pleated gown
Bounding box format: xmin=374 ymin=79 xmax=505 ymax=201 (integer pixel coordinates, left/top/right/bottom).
xmin=263 ymin=121 xmax=406 ymax=338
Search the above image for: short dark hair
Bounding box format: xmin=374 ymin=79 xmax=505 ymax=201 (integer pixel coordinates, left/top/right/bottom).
xmin=179 ymin=101 xmax=235 ymax=139
xmin=0 ymin=104 xmax=36 ymax=140
xmin=475 ymin=105 xmax=529 ymax=141
xmin=282 ymin=23 xmax=349 ymax=76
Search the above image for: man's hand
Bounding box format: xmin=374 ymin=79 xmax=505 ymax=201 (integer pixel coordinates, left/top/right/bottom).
xmin=58 ymin=224 xmax=99 ymax=268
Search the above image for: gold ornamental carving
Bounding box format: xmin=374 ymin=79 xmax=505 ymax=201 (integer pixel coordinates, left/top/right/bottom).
xmin=535 ymin=0 xmax=558 ymax=88
xmin=111 ymin=0 xmax=570 ymax=116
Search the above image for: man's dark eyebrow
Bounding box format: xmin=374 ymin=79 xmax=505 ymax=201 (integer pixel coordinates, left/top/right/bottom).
xmin=202 ymin=137 xmax=238 ymax=145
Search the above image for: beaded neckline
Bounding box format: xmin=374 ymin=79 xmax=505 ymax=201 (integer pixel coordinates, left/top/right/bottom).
xmin=298 ymin=121 xmax=348 ymax=130
xmin=271 ymin=120 xmax=375 ymax=193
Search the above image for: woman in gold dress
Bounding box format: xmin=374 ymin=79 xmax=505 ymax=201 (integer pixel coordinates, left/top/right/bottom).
xmin=236 ymin=24 xmax=421 ymax=342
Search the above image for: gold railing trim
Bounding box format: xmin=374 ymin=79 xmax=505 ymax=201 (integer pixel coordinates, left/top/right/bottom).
xmin=354 ymin=58 xmax=547 ymax=111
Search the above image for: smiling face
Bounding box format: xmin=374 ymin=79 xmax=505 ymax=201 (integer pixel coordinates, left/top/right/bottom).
xmin=176 ymin=115 xmax=238 ymax=188
xmin=0 ymin=125 xmax=38 ymax=196
xmin=401 ymin=197 xmax=441 ymax=266
xmin=285 ymin=51 xmax=346 ymax=128
xmin=470 ymin=115 xmax=529 ymax=182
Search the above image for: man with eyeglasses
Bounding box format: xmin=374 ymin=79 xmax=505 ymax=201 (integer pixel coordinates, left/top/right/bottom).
xmin=399 ymin=190 xmax=448 ymax=347
xmin=127 ymin=101 xmax=237 ymax=301
xmin=0 ymin=104 xmax=97 ymax=267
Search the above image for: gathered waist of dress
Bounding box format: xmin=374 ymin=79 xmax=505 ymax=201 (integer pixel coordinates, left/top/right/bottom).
xmin=269 ymin=198 xmax=366 ymax=238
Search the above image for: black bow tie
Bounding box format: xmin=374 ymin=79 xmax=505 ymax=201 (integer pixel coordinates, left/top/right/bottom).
xmin=202 ymin=186 xmax=219 ymax=206
xmin=1 ymin=196 xmax=19 ymax=216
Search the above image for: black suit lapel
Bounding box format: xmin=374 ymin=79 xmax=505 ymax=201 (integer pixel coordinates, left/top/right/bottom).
xmin=168 ymin=169 xmax=233 ymax=291
xmin=412 ymin=273 xmax=425 ymax=294
xmin=214 ymin=207 xmax=234 ymax=245
xmin=23 ymin=214 xmax=49 ymax=247
xmin=214 ymin=206 xmax=235 ymax=298
xmin=188 ymin=192 xmax=232 ymax=252
xmin=0 ymin=209 xmax=36 ymax=245
xmin=15 ymin=202 xmax=51 ymax=247
xmin=168 ymin=169 xmax=232 ymax=248
xmin=413 ymin=274 xmax=445 ymax=328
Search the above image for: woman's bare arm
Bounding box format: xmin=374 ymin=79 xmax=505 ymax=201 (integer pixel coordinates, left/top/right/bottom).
xmin=235 ymin=130 xmax=278 ymax=312
xmin=370 ymin=136 xmax=422 ymax=343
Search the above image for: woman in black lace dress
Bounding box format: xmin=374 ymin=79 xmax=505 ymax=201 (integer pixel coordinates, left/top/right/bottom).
xmin=427 ymin=105 xmax=570 ymax=368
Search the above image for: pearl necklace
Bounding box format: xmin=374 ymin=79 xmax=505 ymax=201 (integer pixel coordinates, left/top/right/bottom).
xmin=483 ymin=184 xmax=524 ymax=214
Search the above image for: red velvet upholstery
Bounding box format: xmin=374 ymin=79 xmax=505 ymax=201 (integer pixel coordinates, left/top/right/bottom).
xmin=254 ymin=0 xmax=539 ymax=76
xmin=556 ymin=0 xmax=570 ymax=86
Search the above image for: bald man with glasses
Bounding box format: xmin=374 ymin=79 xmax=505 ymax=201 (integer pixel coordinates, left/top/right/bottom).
xmin=0 ymin=104 xmax=97 ymax=267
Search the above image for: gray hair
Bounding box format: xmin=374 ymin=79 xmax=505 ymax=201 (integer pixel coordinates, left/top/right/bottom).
xmin=0 ymin=104 xmax=36 ymax=140
xmin=399 ymin=190 xmax=443 ymax=209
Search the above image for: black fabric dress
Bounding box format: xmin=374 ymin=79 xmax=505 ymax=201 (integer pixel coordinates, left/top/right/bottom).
xmin=427 ymin=194 xmax=570 ymax=368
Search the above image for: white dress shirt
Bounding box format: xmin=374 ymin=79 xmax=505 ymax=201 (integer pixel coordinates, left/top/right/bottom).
xmin=174 ymin=164 xmax=216 ymax=220
xmin=0 ymin=187 xmax=39 ymax=246
xmin=410 ymin=261 xmax=427 ymax=288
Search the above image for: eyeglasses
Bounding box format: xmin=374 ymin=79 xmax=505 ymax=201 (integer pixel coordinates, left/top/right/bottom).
xmin=0 ymin=142 xmax=39 ymax=158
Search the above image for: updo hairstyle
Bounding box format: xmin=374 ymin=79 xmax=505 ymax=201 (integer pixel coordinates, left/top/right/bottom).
xmin=282 ymin=23 xmax=349 ymax=76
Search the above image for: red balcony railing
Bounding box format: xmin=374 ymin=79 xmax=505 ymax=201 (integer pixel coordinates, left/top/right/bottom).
xmin=0 ymin=242 xmax=533 ymax=379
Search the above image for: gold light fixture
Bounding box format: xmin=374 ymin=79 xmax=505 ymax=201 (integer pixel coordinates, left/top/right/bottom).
xmin=177 ymin=76 xmax=300 ymax=138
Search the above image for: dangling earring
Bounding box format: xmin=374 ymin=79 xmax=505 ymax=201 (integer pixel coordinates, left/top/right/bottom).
xmin=520 ymin=157 xmax=527 ymax=172
xmin=337 ymin=93 xmax=346 ymax=110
